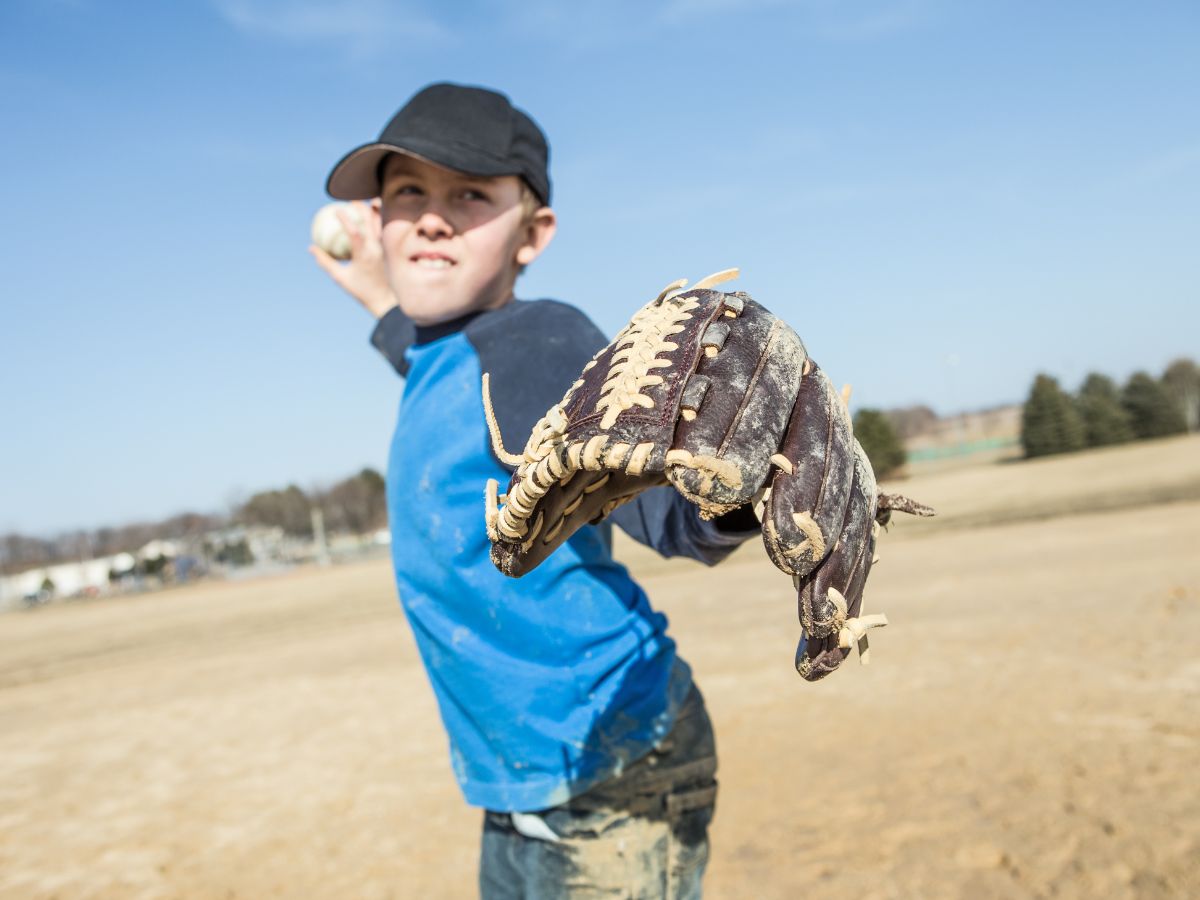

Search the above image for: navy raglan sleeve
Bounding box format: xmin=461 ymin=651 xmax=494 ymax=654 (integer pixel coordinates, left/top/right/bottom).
xmin=610 ymin=487 xmax=760 ymax=566
xmin=465 ymin=300 xmax=760 ymax=566
xmin=369 ymin=307 xmax=417 ymax=376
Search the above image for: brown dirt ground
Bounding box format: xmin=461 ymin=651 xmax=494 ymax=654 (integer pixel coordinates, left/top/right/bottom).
xmin=2 ymin=435 xmax=1198 ymax=899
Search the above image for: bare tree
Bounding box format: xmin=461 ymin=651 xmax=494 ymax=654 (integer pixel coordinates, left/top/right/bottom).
xmin=319 ymin=468 xmax=387 ymax=535
xmin=1162 ymin=358 xmax=1199 ymax=432
xmin=883 ymin=405 xmax=939 ymax=440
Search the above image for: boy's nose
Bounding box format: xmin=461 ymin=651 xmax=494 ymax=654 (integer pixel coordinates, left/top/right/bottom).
xmin=416 ymin=209 xmax=454 ymax=239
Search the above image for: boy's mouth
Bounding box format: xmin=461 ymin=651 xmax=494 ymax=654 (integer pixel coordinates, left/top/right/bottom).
xmin=412 ymin=252 xmax=456 ymax=269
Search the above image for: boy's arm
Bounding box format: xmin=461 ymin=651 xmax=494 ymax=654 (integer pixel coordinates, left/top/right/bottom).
xmin=470 ymin=300 xmax=760 ymax=566
xmin=609 ymin=488 xmax=760 ymax=566
xmin=309 ymin=199 xmax=414 ymax=374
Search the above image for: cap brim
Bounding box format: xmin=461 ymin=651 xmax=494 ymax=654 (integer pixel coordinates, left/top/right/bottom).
xmin=325 ymin=138 xmax=521 ymax=200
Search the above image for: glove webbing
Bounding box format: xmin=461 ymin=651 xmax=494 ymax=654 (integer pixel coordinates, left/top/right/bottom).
xmin=480 ymin=279 xmax=723 ymax=548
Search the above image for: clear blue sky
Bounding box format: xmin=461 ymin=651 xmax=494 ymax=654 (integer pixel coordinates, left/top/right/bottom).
xmin=1 ymin=0 xmax=1197 ymax=535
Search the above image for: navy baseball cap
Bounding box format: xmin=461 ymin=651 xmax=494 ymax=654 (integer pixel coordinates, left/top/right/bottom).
xmin=325 ymin=82 xmax=552 ymax=206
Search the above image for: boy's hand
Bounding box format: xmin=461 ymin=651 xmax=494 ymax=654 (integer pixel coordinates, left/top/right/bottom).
xmin=308 ymin=200 xmax=397 ymax=319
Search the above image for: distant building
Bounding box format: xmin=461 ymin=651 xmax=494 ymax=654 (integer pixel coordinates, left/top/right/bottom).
xmin=0 ymin=556 xmax=124 ymax=610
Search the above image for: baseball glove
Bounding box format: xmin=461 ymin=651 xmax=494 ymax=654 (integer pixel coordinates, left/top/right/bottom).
xmin=482 ymin=269 xmax=932 ymax=681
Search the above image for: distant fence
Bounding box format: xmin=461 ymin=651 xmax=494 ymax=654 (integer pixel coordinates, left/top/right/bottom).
xmin=906 ymin=436 xmax=1019 ymax=463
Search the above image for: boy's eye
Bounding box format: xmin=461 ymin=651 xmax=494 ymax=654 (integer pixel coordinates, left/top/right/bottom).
xmin=384 ymin=183 xmax=423 ymax=199
xmin=461 ymin=188 xmax=489 ymax=202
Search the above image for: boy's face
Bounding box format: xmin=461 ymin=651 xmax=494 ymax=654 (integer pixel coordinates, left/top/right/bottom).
xmin=378 ymin=154 xmax=555 ymax=326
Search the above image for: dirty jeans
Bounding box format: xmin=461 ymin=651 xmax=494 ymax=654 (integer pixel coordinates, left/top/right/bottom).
xmin=479 ymin=684 xmax=718 ymax=899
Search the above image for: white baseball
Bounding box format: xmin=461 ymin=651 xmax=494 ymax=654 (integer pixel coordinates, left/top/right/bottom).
xmin=311 ymin=202 xmax=365 ymax=260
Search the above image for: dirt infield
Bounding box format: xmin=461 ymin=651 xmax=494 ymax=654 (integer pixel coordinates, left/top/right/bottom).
xmin=2 ymin=435 xmax=1198 ymax=898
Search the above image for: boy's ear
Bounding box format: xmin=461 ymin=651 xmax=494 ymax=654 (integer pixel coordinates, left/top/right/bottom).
xmin=515 ymin=207 xmax=557 ymax=267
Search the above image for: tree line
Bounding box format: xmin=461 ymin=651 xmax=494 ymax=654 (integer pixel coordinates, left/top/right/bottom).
xmin=799 ymin=357 xmax=1197 ymax=481
xmin=7 ymin=358 xmax=1194 ymax=575
xmin=1 ymin=467 xmax=387 ymax=576
xmin=1021 ymin=358 xmax=1197 ymax=458
xmin=236 ymin=468 xmax=387 ymax=538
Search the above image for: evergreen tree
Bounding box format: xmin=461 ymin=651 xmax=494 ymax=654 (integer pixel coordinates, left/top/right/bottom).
xmin=1122 ymin=372 xmax=1187 ymax=439
xmin=1021 ymin=374 xmax=1085 ymax=458
xmin=853 ymin=408 xmax=907 ymax=479
xmin=1075 ymin=373 xmax=1133 ymax=447
xmin=1161 ymin=358 xmax=1199 ymax=432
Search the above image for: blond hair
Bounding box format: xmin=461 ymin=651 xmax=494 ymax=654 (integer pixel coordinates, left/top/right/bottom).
xmin=516 ymin=182 xmax=545 ymax=276
xmin=518 ymin=181 xmax=541 ymax=224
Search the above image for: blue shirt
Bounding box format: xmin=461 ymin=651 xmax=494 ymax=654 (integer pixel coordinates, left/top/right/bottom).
xmin=374 ymin=300 xmax=758 ymax=812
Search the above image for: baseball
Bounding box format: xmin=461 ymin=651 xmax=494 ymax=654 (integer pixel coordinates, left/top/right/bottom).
xmin=310 ymin=202 xmax=365 ymax=260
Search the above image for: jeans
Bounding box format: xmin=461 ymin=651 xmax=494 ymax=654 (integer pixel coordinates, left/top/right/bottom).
xmin=479 ymin=684 xmax=718 ymax=899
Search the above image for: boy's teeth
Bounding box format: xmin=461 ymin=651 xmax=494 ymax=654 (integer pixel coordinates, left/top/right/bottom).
xmin=416 ymin=257 xmax=451 ymax=269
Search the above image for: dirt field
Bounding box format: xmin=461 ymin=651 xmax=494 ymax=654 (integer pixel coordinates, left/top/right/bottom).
xmin=3 ymin=435 xmax=1199 ymax=899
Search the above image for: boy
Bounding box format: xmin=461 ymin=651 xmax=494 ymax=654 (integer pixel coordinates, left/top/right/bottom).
xmin=311 ymin=82 xmax=761 ymax=898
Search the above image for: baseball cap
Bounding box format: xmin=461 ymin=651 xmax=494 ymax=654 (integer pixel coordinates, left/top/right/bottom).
xmin=325 ymin=82 xmax=551 ymax=206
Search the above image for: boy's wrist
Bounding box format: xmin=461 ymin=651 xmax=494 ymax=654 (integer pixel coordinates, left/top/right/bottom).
xmin=365 ymin=293 xmax=399 ymax=319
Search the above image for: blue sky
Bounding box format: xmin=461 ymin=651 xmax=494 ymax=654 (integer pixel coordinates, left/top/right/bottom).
xmin=1 ymin=0 xmax=1197 ymax=535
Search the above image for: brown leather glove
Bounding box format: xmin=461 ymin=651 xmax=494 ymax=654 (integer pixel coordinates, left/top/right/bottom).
xmin=483 ymin=269 xmax=931 ymax=681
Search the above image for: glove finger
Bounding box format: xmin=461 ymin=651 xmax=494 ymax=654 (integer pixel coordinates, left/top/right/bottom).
xmin=794 ymin=444 xmax=878 ymax=681
xmin=761 ymin=365 xmax=854 ymax=578
xmin=666 ymin=294 xmax=807 ymax=517
xmin=489 ymin=468 xmax=662 ymax=577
